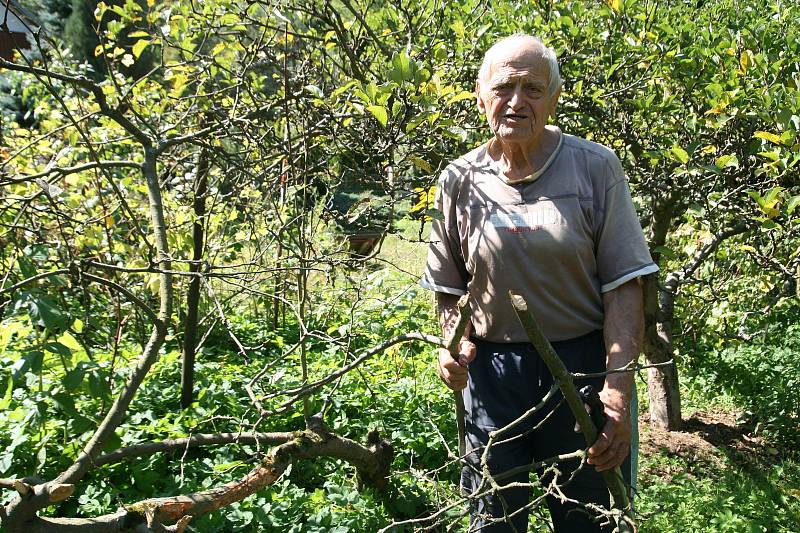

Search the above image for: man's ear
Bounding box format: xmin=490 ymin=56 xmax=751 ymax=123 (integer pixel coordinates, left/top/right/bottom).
xmin=475 ymin=80 xmax=486 ymax=115
xmin=549 ymin=86 xmax=562 ymax=119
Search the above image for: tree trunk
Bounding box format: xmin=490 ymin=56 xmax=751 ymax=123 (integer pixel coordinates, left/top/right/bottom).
xmin=642 ymin=273 xmax=682 ymax=429
xmin=181 ymin=150 xmax=209 ymax=409
xmin=641 ymin=196 xmax=682 ymax=430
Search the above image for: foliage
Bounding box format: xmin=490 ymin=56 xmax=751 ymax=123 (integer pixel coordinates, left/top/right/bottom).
xmin=2 ymin=0 xmax=800 ymax=530
xmin=687 ymin=323 xmax=800 ymax=446
xmin=637 ymin=447 xmax=800 ymax=532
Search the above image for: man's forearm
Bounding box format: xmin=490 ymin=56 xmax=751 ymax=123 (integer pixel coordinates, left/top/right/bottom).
xmin=436 ymin=292 xmax=473 ymax=340
xmin=601 ymin=278 xmax=644 ymax=404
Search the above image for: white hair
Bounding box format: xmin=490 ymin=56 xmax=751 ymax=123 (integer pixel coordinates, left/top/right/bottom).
xmin=477 ymin=34 xmax=562 ymax=96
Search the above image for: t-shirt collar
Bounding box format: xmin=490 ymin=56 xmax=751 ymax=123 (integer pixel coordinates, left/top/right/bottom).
xmin=484 ymin=127 xmax=563 ymax=185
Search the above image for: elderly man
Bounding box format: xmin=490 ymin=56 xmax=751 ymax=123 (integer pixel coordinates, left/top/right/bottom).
xmin=420 ymin=34 xmax=657 ymax=532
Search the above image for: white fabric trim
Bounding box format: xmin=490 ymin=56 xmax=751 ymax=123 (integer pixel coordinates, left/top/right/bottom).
xmin=487 ymin=128 xmax=564 ymax=185
xmin=601 ymin=264 xmax=659 ymax=293
xmin=419 ymin=277 xmax=467 ymax=296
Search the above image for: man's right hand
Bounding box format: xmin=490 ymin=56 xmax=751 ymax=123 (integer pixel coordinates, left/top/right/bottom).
xmin=436 ymin=339 xmax=476 ymax=391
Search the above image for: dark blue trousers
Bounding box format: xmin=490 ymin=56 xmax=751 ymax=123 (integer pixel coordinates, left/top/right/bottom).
xmin=460 ymin=330 xmax=631 ymax=532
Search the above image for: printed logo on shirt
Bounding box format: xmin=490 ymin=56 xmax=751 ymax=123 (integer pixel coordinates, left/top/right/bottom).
xmin=489 ymin=208 xmax=564 ymax=232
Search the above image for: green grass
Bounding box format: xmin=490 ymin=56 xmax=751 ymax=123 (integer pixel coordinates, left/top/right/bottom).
xmin=637 ymin=453 xmax=800 ymax=532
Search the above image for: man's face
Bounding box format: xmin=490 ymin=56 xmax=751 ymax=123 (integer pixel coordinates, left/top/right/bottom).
xmin=476 ymin=42 xmax=560 ymax=145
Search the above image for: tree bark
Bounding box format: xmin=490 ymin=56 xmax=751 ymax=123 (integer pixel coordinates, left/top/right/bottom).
xmin=642 ymin=196 xmax=682 ymax=430
xmin=4 ymin=423 xmax=392 ymax=533
xmin=181 ymin=149 xmax=209 ymax=409
xmin=642 ymin=273 xmax=682 ymax=429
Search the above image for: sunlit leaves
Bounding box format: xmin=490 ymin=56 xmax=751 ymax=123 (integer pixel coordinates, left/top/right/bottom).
xmin=751 ymin=130 xmax=776 ymax=144
xmin=131 ymin=39 xmax=150 ymax=59
xmin=670 ymin=145 xmax=690 ymax=165
xmin=365 ymin=105 xmax=387 ymax=128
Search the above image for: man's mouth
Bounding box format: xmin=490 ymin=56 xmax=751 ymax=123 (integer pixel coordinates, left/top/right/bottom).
xmin=503 ymin=114 xmax=528 ymax=120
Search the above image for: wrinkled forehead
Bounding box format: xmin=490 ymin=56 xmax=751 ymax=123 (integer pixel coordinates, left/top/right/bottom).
xmin=488 ymin=59 xmax=549 ymax=81
xmin=483 ymin=42 xmax=550 ymax=82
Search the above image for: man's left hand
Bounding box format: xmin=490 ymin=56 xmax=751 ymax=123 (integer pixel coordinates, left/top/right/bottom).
xmin=586 ymin=388 xmax=631 ymax=471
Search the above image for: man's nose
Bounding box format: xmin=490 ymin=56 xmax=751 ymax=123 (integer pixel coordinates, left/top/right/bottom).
xmin=508 ymin=85 xmax=524 ymax=108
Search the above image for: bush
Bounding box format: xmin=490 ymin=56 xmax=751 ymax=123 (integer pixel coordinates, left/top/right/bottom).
xmin=700 ymin=326 xmax=800 ymax=445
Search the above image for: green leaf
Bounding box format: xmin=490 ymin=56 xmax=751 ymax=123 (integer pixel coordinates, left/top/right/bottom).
xmin=304 ymin=84 xmax=323 ymax=98
xmin=671 ymin=145 xmax=689 ymax=164
xmin=101 ymin=431 xmax=123 ymax=453
xmin=759 ymin=218 xmax=781 ymax=230
xmin=754 ymin=131 xmax=783 ymax=144
xmin=0 ymin=374 xmax=13 ymax=410
xmin=88 ymin=369 xmax=111 ymax=400
xmin=44 ymin=341 xmax=72 ymax=359
xmin=27 ymin=295 xmax=69 ymax=331
xmin=12 ymin=350 xmax=43 ymax=381
xmin=331 ymin=80 xmax=357 ymax=99
xmin=25 ymin=245 xmax=48 ymax=262
xmin=213 ymin=460 xmax=245 ymax=472
xmin=131 ymin=39 xmax=149 ymax=59
xmin=389 ymin=53 xmax=418 ymax=84
xmin=653 ymin=246 xmax=677 ymax=259
xmin=405 ymin=113 xmax=428 ymax=133
xmin=786 ymin=195 xmax=800 ymax=215
xmin=762 ymin=187 xmax=784 ymax=209
xmin=446 ymin=91 xmax=474 ymax=105
xmin=366 ymin=105 xmax=388 ymax=128
xmin=63 ymin=363 xmax=88 ymax=391
xmin=408 ymin=155 xmax=432 ymax=173
xmin=747 ymin=190 xmax=765 ymax=208
xmin=714 ymin=154 xmax=738 ymax=169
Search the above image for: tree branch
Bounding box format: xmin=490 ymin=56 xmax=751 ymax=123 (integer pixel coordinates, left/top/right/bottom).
xmin=81 ymin=272 xmax=159 ymax=325
xmin=12 ymin=424 xmax=391 ymax=532
xmin=0 ymin=59 xmax=152 ymax=146
xmin=258 ymin=332 xmax=446 ymax=411
xmin=1 ymin=161 xmax=140 ymax=187
xmin=509 ymin=291 xmax=634 ymax=531
xmin=94 ymin=432 xmax=295 ymax=467
xmin=0 ymin=269 xmax=70 ymax=295
xmin=665 ymin=223 xmax=750 ymax=293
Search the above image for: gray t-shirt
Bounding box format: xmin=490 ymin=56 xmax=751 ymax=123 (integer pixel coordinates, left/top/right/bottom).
xmin=420 ymin=131 xmax=658 ymax=342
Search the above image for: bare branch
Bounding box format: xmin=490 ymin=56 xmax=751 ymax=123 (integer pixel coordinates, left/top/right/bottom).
xmin=94 ymin=432 xmax=295 ymax=467
xmin=82 ymin=272 xmax=159 ymax=325
xmin=259 ymin=332 xmax=446 ymax=410
xmin=1 ymin=161 xmax=141 ymax=187
xmin=0 ymin=269 xmax=70 ymax=295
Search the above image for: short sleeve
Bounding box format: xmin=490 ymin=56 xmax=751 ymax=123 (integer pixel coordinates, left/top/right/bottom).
xmin=419 ymin=170 xmax=470 ymax=295
xmin=596 ymin=157 xmax=659 ymax=292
